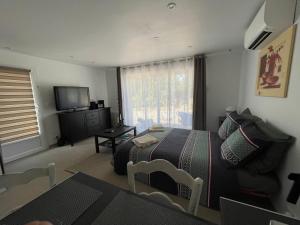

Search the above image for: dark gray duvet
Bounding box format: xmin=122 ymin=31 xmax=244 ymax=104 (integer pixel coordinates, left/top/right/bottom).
xmin=114 ymin=128 xmax=241 ymax=209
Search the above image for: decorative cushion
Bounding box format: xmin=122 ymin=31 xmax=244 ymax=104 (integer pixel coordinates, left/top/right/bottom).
xmin=221 ymin=123 xmax=271 ymax=167
xmin=218 ymin=111 xmax=246 ymax=140
xmin=245 ymin=121 xmax=295 ymax=174
xmin=240 ymin=108 xmax=263 ymax=123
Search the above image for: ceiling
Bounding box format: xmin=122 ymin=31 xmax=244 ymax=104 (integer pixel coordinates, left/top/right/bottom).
xmin=0 ymin=0 xmax=264 ymax=67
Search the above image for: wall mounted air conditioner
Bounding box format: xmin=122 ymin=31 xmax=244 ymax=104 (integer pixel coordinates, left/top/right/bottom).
xmin=244 ymin=0 xmax=296 ymax=50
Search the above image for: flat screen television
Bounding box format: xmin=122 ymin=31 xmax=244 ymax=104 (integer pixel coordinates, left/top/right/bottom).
xmin=54 ymin=86 xmax=90 ymax=111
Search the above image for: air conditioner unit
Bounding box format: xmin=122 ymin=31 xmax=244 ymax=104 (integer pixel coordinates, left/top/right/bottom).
xmin=244 ymin=0 xmax=296 ymax=50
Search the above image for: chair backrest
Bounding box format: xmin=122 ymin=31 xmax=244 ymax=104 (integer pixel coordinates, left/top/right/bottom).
xmin=127 ymin=159 xmax=203 ymax=216
xmin=0 ymin=163 xmax=56 ymax=194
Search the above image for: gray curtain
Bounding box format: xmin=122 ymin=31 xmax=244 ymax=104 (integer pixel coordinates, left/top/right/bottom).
xmin=116 ymin=67 xmax=124 ymax=125
xmin=192 ymin=55 xmax=206 ymax=130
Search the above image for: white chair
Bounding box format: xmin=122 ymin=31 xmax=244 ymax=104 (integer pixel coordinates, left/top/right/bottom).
xmin=0 ymin=163 xmax=56 ymax=194
xmin=0 ymin=163 xmax=56 ymax=219
xmin=127 ymin=159 xmax=203 ymax=216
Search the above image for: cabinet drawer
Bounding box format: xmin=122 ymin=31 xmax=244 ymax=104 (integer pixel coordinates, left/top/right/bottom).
xmin=86 ymin=117 xmax=99 ymax=127
xmin=86 ymin=111 xmax=98 ymax=119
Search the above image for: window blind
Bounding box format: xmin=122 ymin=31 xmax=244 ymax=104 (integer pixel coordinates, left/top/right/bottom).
xmin=0 ymin=67 xmax=39 ymax=143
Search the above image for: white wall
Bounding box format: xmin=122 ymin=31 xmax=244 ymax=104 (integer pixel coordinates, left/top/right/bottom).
xmin=0 ymin=49 xmax=108 ymax=162
xmin=238 ymin=18 xmax=300 ymax=216
xmin=206 ymin=50 xmax=242 ymax=131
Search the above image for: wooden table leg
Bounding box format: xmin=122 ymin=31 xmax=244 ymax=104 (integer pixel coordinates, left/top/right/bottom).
xmin=112 ymin=138 xmax=116 ymax=155
xmin=95 ymin=136 xmax=100 ymax=153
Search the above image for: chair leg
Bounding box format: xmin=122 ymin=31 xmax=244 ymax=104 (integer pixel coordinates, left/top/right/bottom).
xmin=48 ymin=163 xmax=56 ymax=187
xmin=127 ymin=161 xmax=136 ymax=193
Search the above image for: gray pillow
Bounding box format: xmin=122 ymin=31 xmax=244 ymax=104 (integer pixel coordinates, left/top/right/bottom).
xmin=240 ymin=108 xmax=263 ymax=123
xmin=237 ymin=169 xmax=280 ymax=195
xmin=241 ymin=108 xmax=252 ymax=115
xmin=245 ymin=121 xmax=295 ymax=174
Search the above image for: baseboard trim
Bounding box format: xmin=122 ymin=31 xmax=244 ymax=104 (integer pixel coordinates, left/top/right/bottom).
xmin=3 ymin=146 xmax=47 ymax=163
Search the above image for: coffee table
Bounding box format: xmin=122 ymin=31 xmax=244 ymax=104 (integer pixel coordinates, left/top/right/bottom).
xmin=94 ymin=126 xmax=136 ymax=154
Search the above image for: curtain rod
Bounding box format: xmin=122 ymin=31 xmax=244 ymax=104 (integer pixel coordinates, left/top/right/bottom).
xmin=121 ymin=56 xmax=193 ymax=69
xmin=120 ymin=48 xmax=242 ymax=69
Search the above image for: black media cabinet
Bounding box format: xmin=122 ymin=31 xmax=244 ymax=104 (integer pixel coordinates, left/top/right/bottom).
xmin=58 ymin=107 xmax=111 ymax=145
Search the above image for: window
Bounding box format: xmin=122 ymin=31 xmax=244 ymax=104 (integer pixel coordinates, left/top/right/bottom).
xmin=0 ymin=67 xmax=39 ymax=143
xmin=121 ymin=58 xmax=194 ymax=132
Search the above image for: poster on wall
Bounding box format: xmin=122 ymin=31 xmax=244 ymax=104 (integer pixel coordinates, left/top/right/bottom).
xmin=256 ymin=25 xmax=296 ymax=98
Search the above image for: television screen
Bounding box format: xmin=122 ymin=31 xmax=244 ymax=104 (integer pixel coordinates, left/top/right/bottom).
xmin=54 ymin=86 xmax=90 ymax=111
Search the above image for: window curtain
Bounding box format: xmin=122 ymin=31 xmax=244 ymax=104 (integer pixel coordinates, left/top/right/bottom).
xmin=192 ymin=55 xmax=206 ymax=130
xmin=121 ymin=58 xmax=194 ymax=132
xmin=116 ymin=67 xmax=123 ymax=124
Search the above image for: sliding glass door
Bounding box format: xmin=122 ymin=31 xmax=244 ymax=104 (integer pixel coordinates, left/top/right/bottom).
xmin=121 ymin=58 xmax=194 ymax=132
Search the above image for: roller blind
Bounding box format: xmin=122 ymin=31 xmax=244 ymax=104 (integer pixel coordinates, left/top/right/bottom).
xmin=0 ymin=67 xmax=39 ymax=143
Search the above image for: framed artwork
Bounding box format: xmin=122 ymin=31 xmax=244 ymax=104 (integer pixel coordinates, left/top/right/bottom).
xmin=256 ymin=25 xmax=296 ymax=97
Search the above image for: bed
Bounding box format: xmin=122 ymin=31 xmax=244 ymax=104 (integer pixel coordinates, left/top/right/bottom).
xmin=114 ymin=128 xmax=279 ymax=210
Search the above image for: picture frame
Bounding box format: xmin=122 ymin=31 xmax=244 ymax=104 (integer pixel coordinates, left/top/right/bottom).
xmin=256 ymin=25 xmax=297 ymax=98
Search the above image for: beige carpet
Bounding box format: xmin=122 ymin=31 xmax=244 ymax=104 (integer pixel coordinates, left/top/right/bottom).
xmin=66 ymin=148 xmax=221 ymax=224
xmin=66 ymin=149 xmax=130 ymax=189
